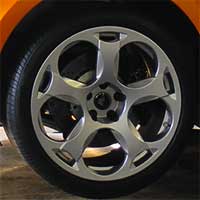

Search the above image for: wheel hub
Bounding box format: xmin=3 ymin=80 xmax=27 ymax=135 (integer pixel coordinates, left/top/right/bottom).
xmin=87 ymin=82 xmax=126 ymax=122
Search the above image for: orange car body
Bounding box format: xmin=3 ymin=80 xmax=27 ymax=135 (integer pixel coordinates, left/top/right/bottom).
xmin=0 ymin=0 xmax=199 ymax=51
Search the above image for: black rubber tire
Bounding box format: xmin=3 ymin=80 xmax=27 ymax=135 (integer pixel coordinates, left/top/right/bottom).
xmin=6 ymin=6 xmax=195 ymax=199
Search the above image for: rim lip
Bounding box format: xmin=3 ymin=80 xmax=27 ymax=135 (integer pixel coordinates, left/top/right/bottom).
xmin=31 ymin=26 xmax=182 ymax=181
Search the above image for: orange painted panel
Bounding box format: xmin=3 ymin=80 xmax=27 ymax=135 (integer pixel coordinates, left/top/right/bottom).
xmin=172 ymin=0 xmax=200 ymax=32
xmin=0 ymin=0 xmax=41 ymax=51
xmin=0 ymin=0 xmax=16 ymax=19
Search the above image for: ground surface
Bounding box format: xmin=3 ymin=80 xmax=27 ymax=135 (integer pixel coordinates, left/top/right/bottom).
xmin=0 ymin=127 xmax=199 ymax=200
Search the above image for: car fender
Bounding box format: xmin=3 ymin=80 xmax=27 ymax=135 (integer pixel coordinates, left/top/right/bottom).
xmin=0 ymin=0 xmax=199 ymax=52
xmin=0 ymin=0 xmax=41 ymax=50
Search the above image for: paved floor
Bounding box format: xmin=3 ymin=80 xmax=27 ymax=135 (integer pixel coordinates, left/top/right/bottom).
xmin=0 ymin=127 xmax=199 ymax=200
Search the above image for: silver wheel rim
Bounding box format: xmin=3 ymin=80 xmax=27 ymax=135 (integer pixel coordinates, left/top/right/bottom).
xmin=31 ymin=26 xmax=181 ymax=181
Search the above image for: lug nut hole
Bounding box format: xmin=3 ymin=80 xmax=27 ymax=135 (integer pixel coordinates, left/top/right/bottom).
xmin=107 ymin=110 xmax=119 ymax=122
xmin=99 ymin=82 xmax=110 ymax=90
xmin=87 ymin=93 xmax=93 ymax=101
xmin=114 ymin=92 xmax=126 ymax=102
xmin=89 ymin=110 xmax=97 ymax=121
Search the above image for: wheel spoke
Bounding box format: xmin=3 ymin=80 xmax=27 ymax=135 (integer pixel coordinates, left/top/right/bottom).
xmin=113 ymin=119 xmax=149 ymax=170
xmin=162 ymin=94 xmax=179 ymax=113
xmin=147 ymin=137 xmax=169 ymax=152
xmin=96 ymin=34 xmax=125 ymax=82
xmin=60 ymin=118 xmax=96 ymax=161
xmin=146 ymin=126 xmax=175 ymax=152
xmin=32 ymin=115 xmax=62 ymax=152
xmin=49 ymin=73 xmax=85 ymax=100
xmin=126 ymin=73 xmax=169 ymax=106
xmin=37 ymin=73 xmax=86 ymax=106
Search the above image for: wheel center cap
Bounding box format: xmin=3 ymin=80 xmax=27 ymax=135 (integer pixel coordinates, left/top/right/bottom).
xmin=94 ymin=92 xmax=111 ymax=110
xmin=87 ymin=83 xmax=126 ymax=122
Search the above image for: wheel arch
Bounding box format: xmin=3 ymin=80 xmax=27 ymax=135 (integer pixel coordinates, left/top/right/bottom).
xmin=0 ymin=0 xmax=199 ymax=124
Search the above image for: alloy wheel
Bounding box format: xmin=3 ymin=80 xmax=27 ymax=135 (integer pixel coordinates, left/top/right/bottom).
xmin=31 ymin=26 xmax=181 ymax=181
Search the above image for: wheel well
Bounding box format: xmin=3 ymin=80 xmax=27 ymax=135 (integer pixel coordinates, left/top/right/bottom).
xmin=0 ymin=0 xmax=199 ymax=123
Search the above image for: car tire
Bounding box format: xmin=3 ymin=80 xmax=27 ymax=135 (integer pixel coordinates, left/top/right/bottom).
xmin=6 ymin=6 xmax=195 ymax=199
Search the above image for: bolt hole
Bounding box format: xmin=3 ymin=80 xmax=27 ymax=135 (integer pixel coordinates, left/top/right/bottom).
xmin=89 ymin=110 xmax=98 ymax=121
xmin=107 ymin=110 xmax=119 ymax=122
xmin=87 ymin=93 xmax=93 ymax=101
xmin=99 ymin=82 xmax=110 ymax=90
xmin=114 ymin=92 xmax=126 ymax=102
